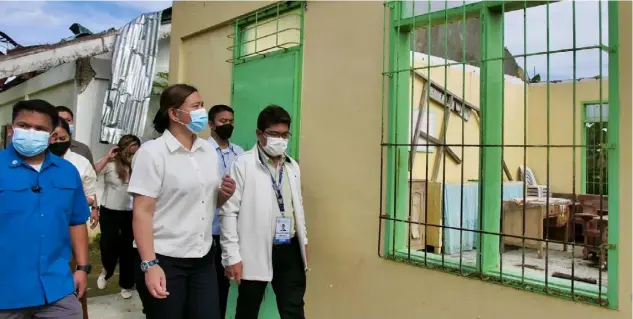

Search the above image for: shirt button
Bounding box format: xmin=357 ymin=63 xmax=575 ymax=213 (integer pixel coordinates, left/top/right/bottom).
xmin=40 ymin=214 xmax=44 ymax=217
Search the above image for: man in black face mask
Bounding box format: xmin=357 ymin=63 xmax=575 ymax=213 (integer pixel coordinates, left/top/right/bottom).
xmin=206 ymin=104 xmax=244 ymax=318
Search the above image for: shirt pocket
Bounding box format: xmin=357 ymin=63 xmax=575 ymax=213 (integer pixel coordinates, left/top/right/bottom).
xmin=51 ymin=179 xmax=78 ymax=216
xmin=0 ymin=182 xmax=31 ymax=214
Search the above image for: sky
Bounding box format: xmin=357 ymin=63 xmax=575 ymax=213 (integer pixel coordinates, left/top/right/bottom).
xmin=0 ymin=1 xmax=171 ymax=46
xmin=0 ymin=1 xmax=610 ymax=81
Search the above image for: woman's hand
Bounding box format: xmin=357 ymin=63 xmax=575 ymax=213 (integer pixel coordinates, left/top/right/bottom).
xmin=89 ymin=207 xmax=99 ymax=229
xmin=145 ymin=265 xmax=169 ymax=299
xmin=107 ymin=147 xmax=120 ymax=161
xmin=217 ymin=175 xmax=236 ymax=207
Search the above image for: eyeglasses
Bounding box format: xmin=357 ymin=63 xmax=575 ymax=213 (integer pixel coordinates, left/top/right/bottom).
xmin=264 ymin=131 xmax=292 ymax=139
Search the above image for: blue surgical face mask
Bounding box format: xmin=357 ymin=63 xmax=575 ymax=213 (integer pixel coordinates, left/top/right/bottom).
xmin=178 ymin=109 xmax=208 ymax=135
xmin=69 ymin=124 xmax=74 ymax=135
xmin=12 ymin=128 xmax=51 ymax=157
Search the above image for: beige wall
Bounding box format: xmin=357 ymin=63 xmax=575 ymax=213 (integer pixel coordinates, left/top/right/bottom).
xmin=528 ymin=79 xmax=609 ymax=193
xmin=171 ymin=1 xmax=632 ymax=318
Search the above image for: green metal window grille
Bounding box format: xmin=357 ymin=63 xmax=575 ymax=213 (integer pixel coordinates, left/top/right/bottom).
xmin=227 ymin=1 xmax=305 ymax=64
xmin=379 ymin=0 xmax=619 ymax=308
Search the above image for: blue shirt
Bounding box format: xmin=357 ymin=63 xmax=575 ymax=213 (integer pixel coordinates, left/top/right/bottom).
xmin=0 ymin=144 xmax=90 ymax=310
xmin=207 ymin=137 xmax=244 ymax=235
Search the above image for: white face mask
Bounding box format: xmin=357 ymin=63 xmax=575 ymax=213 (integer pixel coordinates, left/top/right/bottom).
xmin=263 ymin=137 xmax=288 ymax=157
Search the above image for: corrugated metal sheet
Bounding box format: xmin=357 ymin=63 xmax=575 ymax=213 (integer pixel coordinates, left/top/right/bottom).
xmin=99 ymin=11 xmax=161 ymax=144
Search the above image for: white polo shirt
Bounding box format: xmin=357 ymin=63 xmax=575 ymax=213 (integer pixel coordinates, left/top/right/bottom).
xmin=64 ymin=150 xmax=97 ymax=197
xmin=128 ymin=129 xmax=221 ymax=258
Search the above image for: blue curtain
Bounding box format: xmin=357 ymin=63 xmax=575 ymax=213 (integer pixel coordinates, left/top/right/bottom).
xmin=442 ymin=182 xmax=524 ymax=255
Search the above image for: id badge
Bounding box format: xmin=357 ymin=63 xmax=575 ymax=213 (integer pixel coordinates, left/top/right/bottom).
xmin=274 ymin=217 xmax=292 ymax=244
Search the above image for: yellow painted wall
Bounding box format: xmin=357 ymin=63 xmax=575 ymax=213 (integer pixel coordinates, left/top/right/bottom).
xmin=171 ymin=1 xmax=632 ymax=318
xmin=411 ymin=62 xmax=527 ymax=183
xmin=527 ymin=79 xmax=609 ymax=193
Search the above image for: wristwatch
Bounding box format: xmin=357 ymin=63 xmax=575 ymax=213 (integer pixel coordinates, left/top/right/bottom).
xmin=75 ymin=265 xmax=92 ymax=274
xmin=140 ymin=259 xmax=159 ymax=272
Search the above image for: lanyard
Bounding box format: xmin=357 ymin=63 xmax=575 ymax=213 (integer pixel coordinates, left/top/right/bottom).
xmin=259 ymin=152 xmax=285 ymax=213
xmin=216 ymin=145 xmax=237 ymax=169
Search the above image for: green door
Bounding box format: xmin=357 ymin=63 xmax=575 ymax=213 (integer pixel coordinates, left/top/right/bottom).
xmin=226 ymin=50 xmax=300 ymax=319
xmin=230 ymin=51 xmax=300 ymax=158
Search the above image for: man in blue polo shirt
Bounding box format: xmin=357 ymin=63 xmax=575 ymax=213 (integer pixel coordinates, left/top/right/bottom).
xmin=206 ymin=104 xmax=244 ymax=318
xmin=0 ymin=100 xmax=91 ymax=319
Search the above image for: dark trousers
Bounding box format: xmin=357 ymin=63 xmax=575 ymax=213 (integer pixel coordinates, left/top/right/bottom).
xmin=135 ymin=248 xmax=221 ymax=319
xmin=99 ymin=206 xmax=135 ymax=289
xmin=213 ymin=235 xmax=230 ymax=319
xmin=235 ymin=237 xmax=306 ymax=319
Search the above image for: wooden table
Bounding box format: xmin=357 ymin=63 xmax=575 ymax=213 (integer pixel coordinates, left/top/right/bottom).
xmin=502 ymin=197 xmax=571 ymax=259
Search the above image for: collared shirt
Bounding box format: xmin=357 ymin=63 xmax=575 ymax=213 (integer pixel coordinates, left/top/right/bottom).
xmin=128 ymin=130 xmax=221 ymax=258
xmin=70 ymin=140 xmax=94 ymax=169
xmin=0 ymin=144 xmax=90 ymax=310
xmin=207 ymin=137 xmax=244 ymax=235
xmin=100 ymin=162 xmax=132 ymax=211
xmin=64 ymin=150 xmax=97 ymax=197
xmin=257 ymin=147 xmax=296 ymax=238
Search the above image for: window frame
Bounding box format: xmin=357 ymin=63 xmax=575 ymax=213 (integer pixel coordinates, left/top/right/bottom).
xmin=381 ymin=0 xmax=621 ymax=309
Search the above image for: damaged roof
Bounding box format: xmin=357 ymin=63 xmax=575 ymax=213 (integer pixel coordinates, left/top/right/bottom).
xmin=0 ymin=7 xmax=172 ymax=92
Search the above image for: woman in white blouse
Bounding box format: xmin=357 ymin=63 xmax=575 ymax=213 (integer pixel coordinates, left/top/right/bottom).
xmin=128 ymin=84 xmax=235 ymax=319
xmin=93 ymin=134 xmax=141 ymax=299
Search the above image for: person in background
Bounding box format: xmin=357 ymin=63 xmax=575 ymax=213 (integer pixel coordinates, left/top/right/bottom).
xmin=206 ymin=104 xmax=244 ymax=317
xmin=0 ymin=99 xmax=90 ymax=319
xmin=93 ymin=134 xmax=141 ymax=300
xmin=221 ymin=105 xmax=309 ymax=319
xmin=56 ymin=106 xmax=94 ymax=168
xmin=129 ymin=84 xmax=236 ymax=319
xmin=48 ymin=118 xmax=100 ymax=319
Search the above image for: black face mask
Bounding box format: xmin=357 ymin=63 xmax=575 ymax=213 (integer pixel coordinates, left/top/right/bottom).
xmin=215 ymin=124 xmax=234 ymax=140
xmin=49 ymin=141 xmax=72 ymax=157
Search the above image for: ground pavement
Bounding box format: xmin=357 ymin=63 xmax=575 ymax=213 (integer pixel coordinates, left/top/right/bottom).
xmin=87 ymin=291 xmax=144 ymax=319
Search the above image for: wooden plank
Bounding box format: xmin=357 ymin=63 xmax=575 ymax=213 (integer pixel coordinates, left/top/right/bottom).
xmin=413 ymin=71 xmax=480 ymax=114
xmin=503 ymin=160 xmax=513 ymax=181
xmin=418 ymin=131 xmax=462 ymax=164
xmin=431 ymin=96 xmax=452 ymax=181
xmin=409 ymin=85 xmax=429 ymax=171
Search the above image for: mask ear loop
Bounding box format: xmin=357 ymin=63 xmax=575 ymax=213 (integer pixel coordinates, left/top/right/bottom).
xmin=172 ymin=108 xmax=190 ymax=127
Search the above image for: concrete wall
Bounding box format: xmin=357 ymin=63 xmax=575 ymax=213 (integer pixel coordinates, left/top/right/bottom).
xmin=527 ymin=78 xmax=609 ymax=193
xmin=170 ymin=1 xmax=632 ymax=318
xmin=0 ymin=63 xmax=76 ymax=126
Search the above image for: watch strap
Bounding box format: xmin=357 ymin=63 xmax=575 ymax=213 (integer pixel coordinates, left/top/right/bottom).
xmin=75 ymin=265 xmax=92 ymax=274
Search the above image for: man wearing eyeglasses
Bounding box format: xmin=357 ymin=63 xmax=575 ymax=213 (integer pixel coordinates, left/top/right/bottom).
xmin=219 ymin=105 xmax=308 ymax=319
